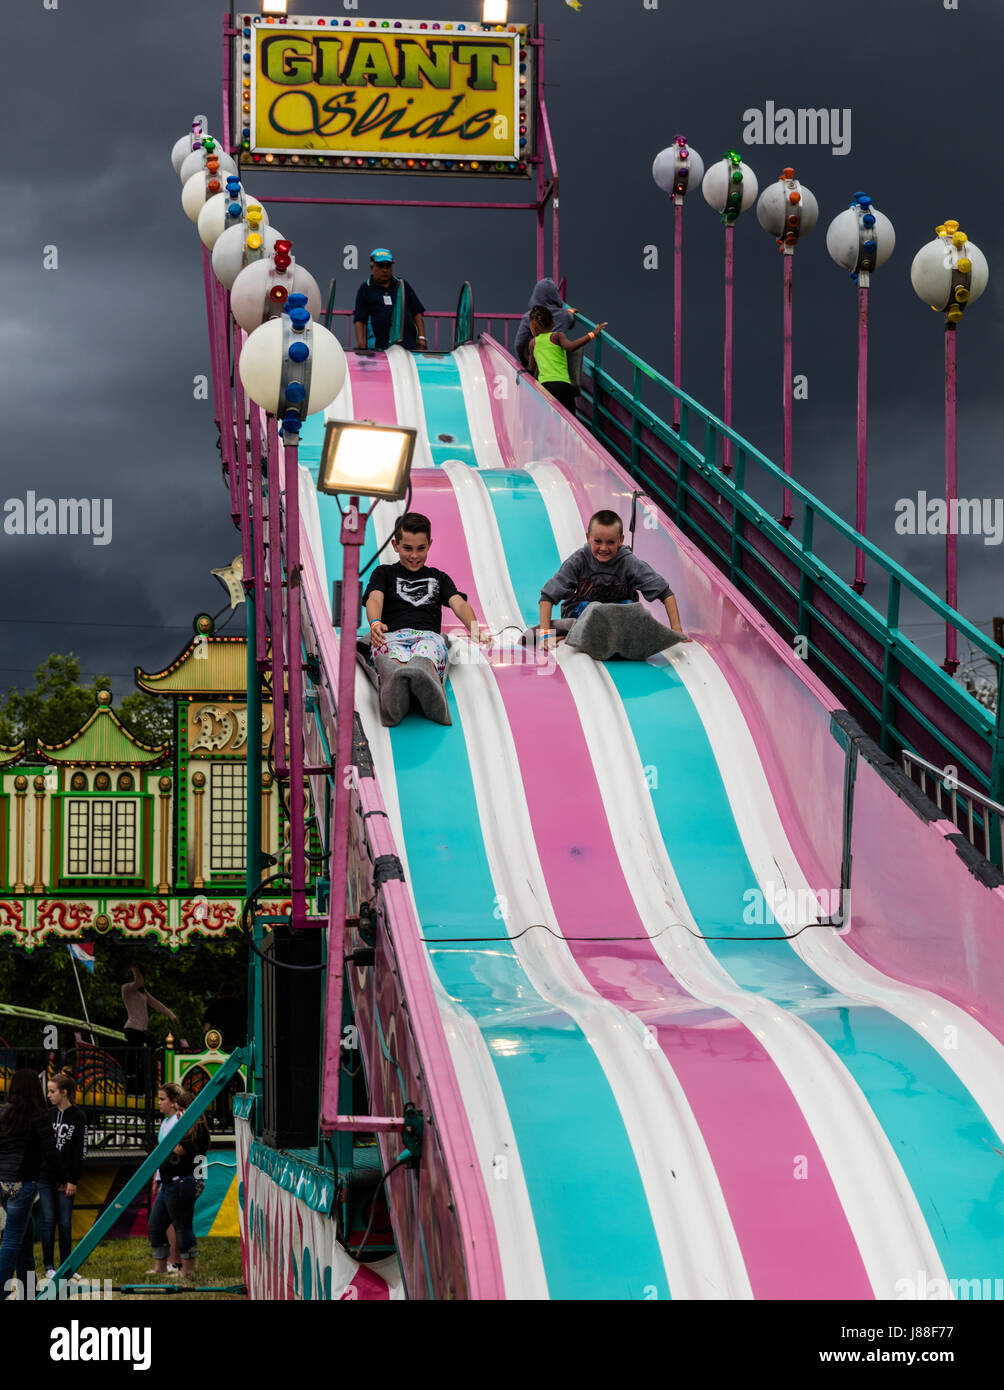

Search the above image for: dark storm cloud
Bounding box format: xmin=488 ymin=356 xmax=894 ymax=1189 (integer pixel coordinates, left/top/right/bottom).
xmin=2 ymin=0 xmax=1000 ymax=693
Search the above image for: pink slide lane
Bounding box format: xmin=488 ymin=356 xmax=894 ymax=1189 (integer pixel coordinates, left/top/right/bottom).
xmin=479 ymin=336 xmax=1004 ymax=1043
xmin=410 ymin=473 xmax=488 ymax=632
xmin=491 ymin=657 xmax=873 ymax=1299
xmin=346 ymin=351 xmax=398 ymax=424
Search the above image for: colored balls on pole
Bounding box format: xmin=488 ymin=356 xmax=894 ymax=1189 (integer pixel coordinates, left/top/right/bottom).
xmin=197 ymin=189 xmax=270 ymax=249
xmin=702 ymin=155 xmax=759 ymax=218
xmin=179 ymin=144 xmax=238 ymax=185
xmin=238 ymin=317 xmax=347 ymax=416
xmin=756 ymin=171 xmax=818 ymax=245
xmin=231 ymin=258 xmax=323 ymax=332
xmin=652 ymin=138 xmax=705 ymax=198
xmin=171 ymin=117 xmax=209 ymax=174
xmin=212 ymin=222 xmax=287 ymax=290
xmin=826 ymin=202 xmax=895 ymax=275
xmin=911 ymin=230 xmax=989 ymax=314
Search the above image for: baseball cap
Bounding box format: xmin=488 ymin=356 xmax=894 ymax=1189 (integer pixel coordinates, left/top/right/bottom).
xmin=370 ymin=248 xmax=394 ymax=262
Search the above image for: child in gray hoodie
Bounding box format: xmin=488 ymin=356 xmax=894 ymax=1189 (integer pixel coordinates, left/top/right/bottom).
xmin=538 ymin=510 xmax=689 ymax=646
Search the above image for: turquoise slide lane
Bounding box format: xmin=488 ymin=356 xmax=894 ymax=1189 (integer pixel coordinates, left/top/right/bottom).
xmin=481 ymin=465 xmax=1004 ymax=1284
xmin=313 ymin=447 xmax=669 ymax=1296
xmin=412 ymin=357 xmax=481 ymax=468
xmin=385 ymin=692 xmax=669 ymax=1299
xmin=614 ymin=664 xmax=1004 ymax=1283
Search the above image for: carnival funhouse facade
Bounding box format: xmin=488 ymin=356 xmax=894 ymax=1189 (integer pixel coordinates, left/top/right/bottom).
xmin=0 ymin=620 xmax=314 ymax=953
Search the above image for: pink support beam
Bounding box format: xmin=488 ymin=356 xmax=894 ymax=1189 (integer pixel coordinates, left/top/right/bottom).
xmin=321 ymin=500 xmax=367 ymax=1131
xmin=234 ymin=331 xmax=252 ymax=584
xmin=222 ymin=13 xmax=234 ymax=154
xmin=853 ymin=283 xmax=870 ymax=593
xmin=722 ymin=224 xmax=734 ymax=474
xmin=781 ymin=253 xmax=795 ymax=527
xmin=283 ymin=438 xmax=307 ymax=929
xmin=251 ymin=404 xmax=268 ymax=662
xmin=944 ymin=325 xmax=959 ymax=675
xmin=267 ymin=417 xmax=287 ymax=778
xmin=260 ymin=195 xmax=542 ymax=211
xmin=673 ymin=199 xmax=683 ymax=431
xmin=210 ymin=277 xmax=239 ymax=521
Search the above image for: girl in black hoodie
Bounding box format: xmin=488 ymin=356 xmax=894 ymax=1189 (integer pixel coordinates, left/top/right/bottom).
xmin=0 ymin=1069 xmax=67 ymax=1299
xmin=38 ymin=1072 xmax=88 ymax=1280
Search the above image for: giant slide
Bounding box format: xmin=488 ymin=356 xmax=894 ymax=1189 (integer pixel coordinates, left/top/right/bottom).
xmin=291 ymin=338 xmax=1004 ymax=1300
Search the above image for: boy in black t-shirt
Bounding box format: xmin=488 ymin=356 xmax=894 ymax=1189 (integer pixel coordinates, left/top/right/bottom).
xmin=364 ymin=513 xmax=487 ymax=682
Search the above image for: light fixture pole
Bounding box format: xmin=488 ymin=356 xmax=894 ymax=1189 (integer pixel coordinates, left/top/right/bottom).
xmin=315 ymin=421 xmax=416 ymax=1122
xmin=702 ymin=151 xmax=758 ymax=473
xmin=911 ymin=221 xmax=989 ymax=674
xmin=652 ymin=136 xmax=704 ymax=431
xmin=756 ymin=167 xmax=818 ymax=527
xmin=826 ymin=193 xmax=896 ymax=593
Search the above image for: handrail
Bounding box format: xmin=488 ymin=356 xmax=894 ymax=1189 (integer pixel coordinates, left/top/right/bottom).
xmin=574 ymin=314 xmax=1000 ymax=676
xmin=570 ymin=311 xmax=1003 ymax=820
xmin=325 ymin=307 xmax=521 ymax=353
xmin=903 ymin=749 xmax=1004 ymax=866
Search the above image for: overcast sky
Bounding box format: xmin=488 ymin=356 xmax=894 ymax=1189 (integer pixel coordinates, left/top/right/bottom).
xmin=3 ymin=0 xmax=1000 ymax=701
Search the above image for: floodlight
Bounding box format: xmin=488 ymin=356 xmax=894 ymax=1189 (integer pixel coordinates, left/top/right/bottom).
xmin=317 ymin=420 xmax=416 ymax=500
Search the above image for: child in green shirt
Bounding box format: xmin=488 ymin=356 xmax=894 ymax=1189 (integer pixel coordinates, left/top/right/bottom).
xmin=528 ymin=306 xmax=607 ymax=413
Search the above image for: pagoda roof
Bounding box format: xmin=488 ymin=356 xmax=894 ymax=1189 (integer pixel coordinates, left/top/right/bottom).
xmin=0 ymin=742 xmax=26 ymax=768
xmin=37 ymin=697 xmax=168 ymax=766
xmin=135 ymin=634 xmax=250 ymax=698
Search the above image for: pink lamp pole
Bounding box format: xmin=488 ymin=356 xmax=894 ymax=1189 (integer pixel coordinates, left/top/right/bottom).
xmin=826 ymin=192 xmax=896 ymax=594
xmin=282 ymin=421 xmax=307 ymax=930
xmin=855 ymin=280 xmax=869 ymax=591
xmin=652 ymin=136 xmax=704 ymax=432
xmin=702 ymin=152 xmax=758 ymax=473
xmin=910 ymin=220 xmax=989 ymax=676
xmin=944 ymin=325 xmax=959 ymax=673
xmin=757 ymin=168 xmax=818 ymax=528
xmin=320 ymin=497 xmax=367 ymax=1127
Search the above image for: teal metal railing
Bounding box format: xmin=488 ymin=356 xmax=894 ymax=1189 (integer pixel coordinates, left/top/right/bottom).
xmin=572 ymin=314 xmax=1003 ymax=863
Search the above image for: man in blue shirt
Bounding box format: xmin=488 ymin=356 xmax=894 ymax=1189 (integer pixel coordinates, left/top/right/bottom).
xmin=353 ymin=248 xmax=428 ymax=351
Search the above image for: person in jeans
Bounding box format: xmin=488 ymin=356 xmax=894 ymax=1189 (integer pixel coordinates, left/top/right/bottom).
xmin=38 ymin=1072 xmax=88 ymax=1283
xmin=0 ymin=1069 xmax=67 ymax=1300
xmin=148 ymin=1085 xmax=210 ymax=1281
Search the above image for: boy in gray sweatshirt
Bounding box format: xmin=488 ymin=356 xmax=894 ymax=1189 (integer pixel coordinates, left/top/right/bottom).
xmin=538 ymin=510 xmax=689 ymax=646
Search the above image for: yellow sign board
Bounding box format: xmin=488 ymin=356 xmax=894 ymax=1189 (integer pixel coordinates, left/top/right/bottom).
xmin=241 ymin=18 xmax=530 ymax=175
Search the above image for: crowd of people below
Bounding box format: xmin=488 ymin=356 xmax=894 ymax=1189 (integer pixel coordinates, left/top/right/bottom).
xmin=0 ymin=1068 xmax=211 ymax=1298
xmin=0 ymin=961 xmax=243 ymax=1300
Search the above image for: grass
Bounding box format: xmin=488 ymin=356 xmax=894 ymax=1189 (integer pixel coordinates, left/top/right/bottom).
xmin=65 ymin=1237 xmax=246 ymax=1302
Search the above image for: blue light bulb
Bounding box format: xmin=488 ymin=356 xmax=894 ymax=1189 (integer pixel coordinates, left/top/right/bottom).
xmin=284 ymin=382 xmax=306 ymax=404
xmin=286 ymin=293 xmax=309 ymax=310
xmin=289 ymin=341 xmax=310 ymax=363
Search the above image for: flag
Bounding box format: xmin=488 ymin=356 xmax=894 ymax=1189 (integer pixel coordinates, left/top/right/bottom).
xmin=67 ymin=941 xmax=94 ymax=974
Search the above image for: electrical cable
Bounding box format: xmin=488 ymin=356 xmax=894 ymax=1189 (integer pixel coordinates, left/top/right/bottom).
xmin=347 ymin=1154 xmax=411 ymax=1260
xmin=239 ymin=872 xmax=326 ymax=971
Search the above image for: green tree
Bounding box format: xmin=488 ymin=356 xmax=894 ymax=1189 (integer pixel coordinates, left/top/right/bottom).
xmin=0 ymin=654 xmax=110 ymax=748
xmin=116 ymin=690 xmax=174 ymax=749
xmin=0 ymin=653 xmax=173 ymax=752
